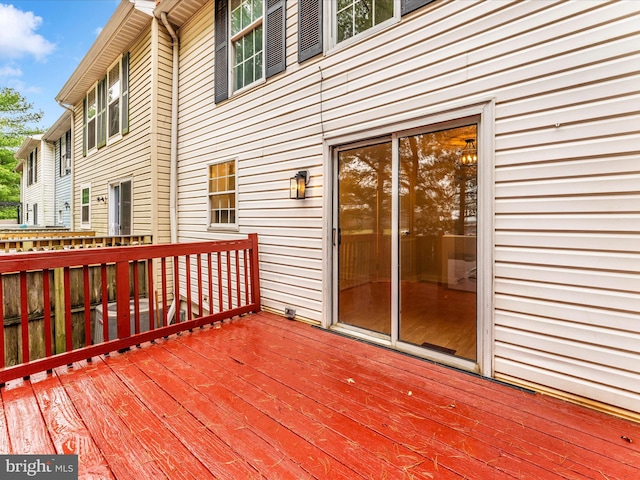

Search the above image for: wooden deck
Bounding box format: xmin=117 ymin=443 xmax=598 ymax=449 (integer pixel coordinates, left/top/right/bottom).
xmin=1 ymin=311 xmax=638 ymax=479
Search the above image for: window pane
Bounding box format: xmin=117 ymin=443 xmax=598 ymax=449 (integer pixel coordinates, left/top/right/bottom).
xmin=87 ymin=90 xmax=96 ymax=119
xmin=375 ymin=0 xmax=393 ymax=24
xmin=82 ymin=206 xmax=89 ymax=223
xmin=108 ymin=63 xmax=120 ymax=103
xmin=87 ymin=118 xmax=96 ymax=150
xmin=337 ymin=9 xmax=353 ymax=43
xmin=253 ymin=0 xmax=263 ymax=20
xmin=354 ymin=0 xmax=373 ymax=36
xmin=109 ymin=102 xmax=120 ymax=137
xmin=231 ymin=6 xmax=242 ymax=35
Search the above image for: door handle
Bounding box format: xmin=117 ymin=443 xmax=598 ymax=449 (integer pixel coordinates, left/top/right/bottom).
xmin=401 ymin=230 xmax=410 ymax=236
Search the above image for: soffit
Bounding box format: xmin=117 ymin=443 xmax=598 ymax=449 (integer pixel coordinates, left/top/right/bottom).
xmin=155 ymin=0 xmax=207 ymax=29
xmin=56 ymin=1 xmax=153 ymax=106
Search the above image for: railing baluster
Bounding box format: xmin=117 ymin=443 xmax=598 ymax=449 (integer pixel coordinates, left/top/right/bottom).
xmin=226 ymin=251 xmax=232 ymax=311
xmin=249 ymin=233 xmax=261 ymax=309
xmin=20 ymin=271 xmax=29 ymax=364
xmin=173 ymin=256 xmax=180 ymax=323
xmin=148 ymin=258 xmax=155 ymax=331
xmin=185 ymin=254 xmax=192 ymax=321
xmin=101 ymin=264 xmax=109 ymax=343
xmin=64 ymin=267 xmax=72 ymax=353
xmin=161 ymin=257 xmax=168 ymax=327
xmin=133 ymin=260 xmax=140 ymax=334
xmin=43 ymin=269 xmax=52 ymax=358
xmin=197 ymin=254 xmax=203 ymax=318
xmin=217 ymin=252 xmax=223 ymax=314
xmin=244 ymin=249 xmax=249 ymax=306
xmin=207 ymin=253 xmax=213 ymax=315
xmin=83 ymin=266 xmax=91 ymax=348
xmin=235 ymin=250 xmax=240 ymax=310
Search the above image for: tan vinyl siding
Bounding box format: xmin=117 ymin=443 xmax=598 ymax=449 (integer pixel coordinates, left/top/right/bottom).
xmin=175 ymin=0 xmax=640 ymax=413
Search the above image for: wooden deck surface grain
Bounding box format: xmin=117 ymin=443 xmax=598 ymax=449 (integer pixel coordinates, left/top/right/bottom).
xmin=1 ymin=311 xmax=639 ymax=479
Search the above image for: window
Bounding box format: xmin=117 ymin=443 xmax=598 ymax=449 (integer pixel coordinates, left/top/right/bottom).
xmin=297 ymin=0 xmax=435 ymax=62
xmin=81 ymin=185 xmax=91 ymax=227
xmin=27 ymin=148 xmax=37 ymax=186
xmin=83 ymin=53 xmax=129 ymax=155
xmin=231 ymin=0 xmax=263 ymax=91
xmin=214 ymin=0 xmax=285 ymax=103
xmin=335 ymin=0 xmax=394 ymax=44
xmin=33 ymin=203 xmax=38 ymax=226
xmin=57 ymin=130 xmax=71 ymax=177
xmin=208 ymin=160 xmax=237 ymax=226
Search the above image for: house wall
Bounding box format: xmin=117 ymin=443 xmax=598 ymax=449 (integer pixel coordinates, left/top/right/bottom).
xmin=41 ymin=140 xmax=56 ymax=227
xmin=72 ymin=26 xmax=155 ymax=237
xmin=175 ymin=0 xmax=640 ymax=415
xmin=53 ymin=135 xmax=72 ymax=228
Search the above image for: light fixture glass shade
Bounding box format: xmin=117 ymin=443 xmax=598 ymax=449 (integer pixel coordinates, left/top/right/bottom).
xmin=290 ymin=171 xmax=307 ymax=199
xmin=460 ymin=139 xmax=477 ymax=165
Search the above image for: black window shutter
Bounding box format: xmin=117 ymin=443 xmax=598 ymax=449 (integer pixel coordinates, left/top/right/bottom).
xmin=401 ymin=0 xmax=436 ymax=16
xmin=265 ymin=0 xmax=286 ymax=78
xmin=214 ymin=0 xmax=228 ymax=104
xmin=82 ymin=97 xmax=87 ymax=157
xmin=298 ymin=0 xmax=322 ymax=63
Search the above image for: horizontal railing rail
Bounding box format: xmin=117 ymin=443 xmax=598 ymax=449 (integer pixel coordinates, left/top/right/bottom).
xmin=0 ymin=234 xmax=261 ymax=384
xmin=0 ymin=235 xmax=151 ymax=253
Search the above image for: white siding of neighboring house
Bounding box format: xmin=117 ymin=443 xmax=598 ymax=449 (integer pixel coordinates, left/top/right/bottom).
xmin=53 ymin=134 xmax=72 ymax=228
xmin=174 ymin=0 xmax=640 ymax=415
xmin=41 ymin=140 xmax=56 ymax=227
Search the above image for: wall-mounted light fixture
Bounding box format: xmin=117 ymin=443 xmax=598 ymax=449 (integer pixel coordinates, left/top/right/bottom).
xmin=96 ymin=196 xmax=106 ymax=203
xmin=290 ymin=170 xmax=309 ymax=200
xmin=63 ymin=201 xmax=70 ymax=210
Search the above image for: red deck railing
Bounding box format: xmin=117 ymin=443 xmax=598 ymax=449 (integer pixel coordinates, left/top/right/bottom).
xmin=0 ymin=234 xmax=261 ymax=384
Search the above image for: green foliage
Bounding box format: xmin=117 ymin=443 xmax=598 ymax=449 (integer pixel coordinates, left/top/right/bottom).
xmin=0 ymin=87 xmax=44 ymax=218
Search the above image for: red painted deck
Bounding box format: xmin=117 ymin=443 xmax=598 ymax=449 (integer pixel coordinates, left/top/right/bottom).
xmin=1 ymin=311 xmax=638 ymax=479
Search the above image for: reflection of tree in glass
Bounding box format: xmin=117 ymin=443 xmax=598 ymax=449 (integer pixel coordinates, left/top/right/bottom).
xmin=336 ymin=0 xmax=394 ymax=44
xmin=338 ymin=142 xmax=392 ymax=234
xmin=400 ymin=125 xmax=477 ymax=237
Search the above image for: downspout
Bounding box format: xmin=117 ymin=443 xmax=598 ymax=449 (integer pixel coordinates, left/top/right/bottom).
xmin=57 ymin=101 xmax=75 ymax=230
xmin=161 ymin=11 xmax=180 ymax=322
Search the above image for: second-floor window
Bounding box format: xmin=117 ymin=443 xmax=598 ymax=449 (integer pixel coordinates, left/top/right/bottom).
xmin=58 ymin=130 xmax=71 ymax=177
xmin=83 ymin=53 xmax=129 ymax=155
xmin=334 ymin=0 xmax=394 ymax=44
xmin=214 ymin=0 xmax=285 ymax=103
xmin=27 ymin=148 xmax=38 ymax=186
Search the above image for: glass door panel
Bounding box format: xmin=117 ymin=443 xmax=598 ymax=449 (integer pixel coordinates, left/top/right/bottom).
xmin=337 ymin=141 xmax=392 ymax=335
xmin=398 ymin=125 xmax=477 ymax=361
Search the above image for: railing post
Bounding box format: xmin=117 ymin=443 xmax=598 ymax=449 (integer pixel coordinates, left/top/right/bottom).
xmin=116 ymin=260 xmax=131 ymax=340
xmin=249 ymin=233 xmax=261 ymax=311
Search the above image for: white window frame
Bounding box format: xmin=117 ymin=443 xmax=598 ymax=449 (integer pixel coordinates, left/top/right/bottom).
xmin=229 ymin=0 xmax=265 ymax=94
xmin=80 ymin=184 xmax=91 ymax=229
xmin=327 ymin=0 xmax=400 ymax=51
xmin=84 ymin=55 xmax=128 ymax=155
xmin=208 ymin=158 xmax=239 ymax=230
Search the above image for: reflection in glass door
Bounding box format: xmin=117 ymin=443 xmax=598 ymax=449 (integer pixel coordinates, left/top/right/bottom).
xmin=335 ymin=123 xmax=478 ymax=363
xmin=337 ymin=141 xmax=392 ymax=335
xmin=399 ymin=125 xmax=477 ymax=361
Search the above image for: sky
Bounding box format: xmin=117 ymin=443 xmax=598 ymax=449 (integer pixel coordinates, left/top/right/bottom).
xmin=0 ymin=0 xmax=120 ymax=129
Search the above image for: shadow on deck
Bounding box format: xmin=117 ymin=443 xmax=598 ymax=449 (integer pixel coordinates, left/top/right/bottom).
xmin=1 ymin=311 xmax=639 ymax=479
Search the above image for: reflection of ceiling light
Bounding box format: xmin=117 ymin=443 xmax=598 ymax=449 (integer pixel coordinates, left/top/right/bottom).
xmin=459 ymin=139 xmax=477 ymax=165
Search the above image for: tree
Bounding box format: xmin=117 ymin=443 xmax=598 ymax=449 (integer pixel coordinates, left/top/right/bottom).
xmin=0 ymin=87 xmax=44 ymax=219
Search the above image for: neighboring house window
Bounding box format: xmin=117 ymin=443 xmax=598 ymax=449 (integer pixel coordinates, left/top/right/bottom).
xmin=33 ymin=203 xmax=38 ymax=226
xmin=208 ymin=160 xmax=237 ymax=226
xmin=81 ymin=185 xmax=91 ymax=228
xmin=27 ymin=148 xmax=38 ymax=185
xmin=83 ymin=53 xmax=129 ymax=155
xmin=214 ymin=0 xmax=285 ymax=103
xmin=59 ymin=130 xmax=71 ymax=176
xmin=297 ymin=0 xmax=435 ymax=62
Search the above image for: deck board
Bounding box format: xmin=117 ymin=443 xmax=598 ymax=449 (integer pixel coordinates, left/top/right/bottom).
xmin=1 ymin=311 xmax=639 ymax=479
